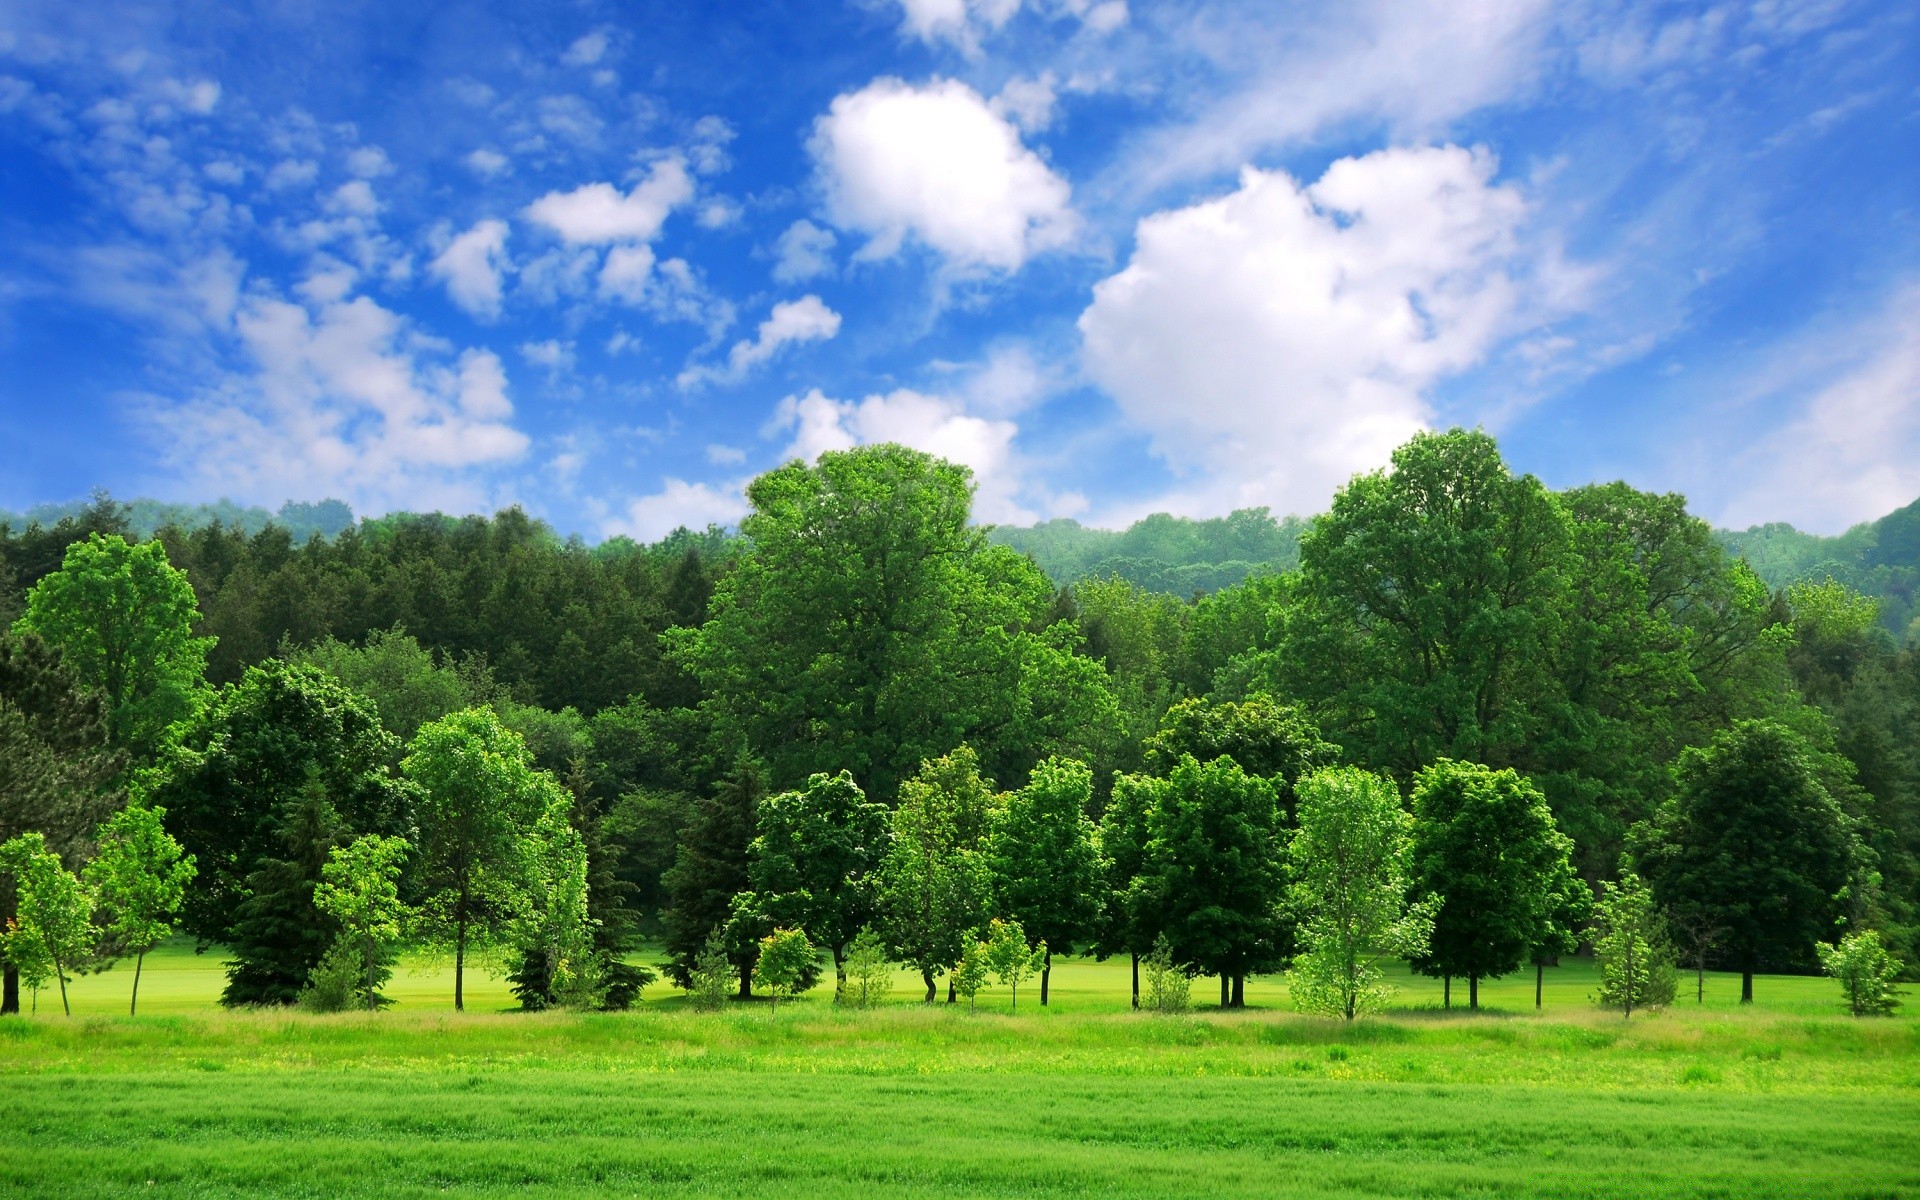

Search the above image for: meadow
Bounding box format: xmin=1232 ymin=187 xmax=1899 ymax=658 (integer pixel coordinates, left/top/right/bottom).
xmin=2 ymin=942 xmax=1915 ymax=1198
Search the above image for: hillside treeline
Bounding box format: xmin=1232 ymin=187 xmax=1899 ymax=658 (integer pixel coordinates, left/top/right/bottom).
xmin=0 ymin=430 xmax=1914 ymax=1015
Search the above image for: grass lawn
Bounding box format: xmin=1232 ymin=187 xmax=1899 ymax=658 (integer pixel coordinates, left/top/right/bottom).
xmin=3 ymin=943 xmax=1916 ymax=1197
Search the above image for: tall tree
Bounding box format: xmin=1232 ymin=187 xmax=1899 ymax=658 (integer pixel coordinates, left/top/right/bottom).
xmin=879 ymin=746 xmax=1000 ymax=1002
xmin=13 ymin=533 xmax=213 ymax=756
xmin=661 ymin=756 xmax=765 ymax=998
xmin=405 ymin=706 xmax=565 ymax=1010
xmin=989 ymin=756 xmax=1102 ymax=1005
xmin=83 ymin=803 xmax=194 ymax=1015
xmin=0 ymin=632 xmax=122 ymax=1014
xmin=220 ymin=778 xmax=347 ymax=1006
xmin=1095 ymin=772 xmax=1158 ymax=1009
xmin=1137 ymin=754 xmax=1285 ymax=1007
xmin=1639 ymin=720 xmax=1864 ymax=1002
xmin=1407 ymin=760 xmax=1579 ymax=1010
xmin=1286 ymin=767 xmax=1437 ymax=1021
xmin=746 ymin=770 xmax=891 ymax=995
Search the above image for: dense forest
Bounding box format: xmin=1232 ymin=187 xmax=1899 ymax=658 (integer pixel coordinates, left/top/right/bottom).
xmin=1 ymin=429 xmax=1914 ymax=1018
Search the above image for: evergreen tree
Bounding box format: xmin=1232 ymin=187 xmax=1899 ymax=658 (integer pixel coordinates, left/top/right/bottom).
xmin=221 ymin=780 xmax=347 ymax=1006
xmin=661 ymin=756 xmax=765 ymax=997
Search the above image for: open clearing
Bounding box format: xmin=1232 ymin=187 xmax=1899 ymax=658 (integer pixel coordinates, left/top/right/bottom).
xmin=3 ymin=944 xmax=1916 ymax=1198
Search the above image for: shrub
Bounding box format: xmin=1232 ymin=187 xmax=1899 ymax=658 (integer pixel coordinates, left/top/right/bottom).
xmin=1817 ymin=932 xmax=1904 ymax=1016
xmin=1142 ymin=934 xmax=1191 ymax=1014
xmin=298 ymin=940 xmax=364 ymax=1013
xmin=686 ymin=929 xmax=733 ymax=1011
xmin=840 ymin=927 xmax=893 ymax=1008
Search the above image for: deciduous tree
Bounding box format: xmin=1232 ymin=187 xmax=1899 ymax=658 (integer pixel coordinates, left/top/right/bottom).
xmin=0 ymin=832 xmax=94 ymax=1016
xmin=84 ymin=803 xmax=194 ymax=1014
xmin=880 ymin=746 xmax=999 ymax=1002
xmin=989 ymin=756 xmax=1101 ymax=1005
xmin=747 ymin=770 xmax=890 ymax=994
xmin=313 ymin=833 xmax=411 ymax=1011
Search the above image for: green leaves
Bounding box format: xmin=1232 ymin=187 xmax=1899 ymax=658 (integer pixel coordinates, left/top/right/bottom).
xmin=85 ymin=803 xmax=194 ymax=961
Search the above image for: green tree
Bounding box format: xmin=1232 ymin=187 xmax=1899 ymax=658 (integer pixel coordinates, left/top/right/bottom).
xmin=1144 ymin=694 xmax=1337 ymax=819
xmin=1286 ymin=767 xmax=1438 ymax=1021
xmin=1816 ymin=932 xmax=1903 ymax=1016
xmin=754 ymin=926 xmax=818 ymax=1011
xmin=1407 ymin=760 xmax=1578 ymax=1010
xmin=747 ymin=770 xmax=891 ymax=994
xmin=662 ymin=756 xmax=764 ymax=998
xmin=13 ymin=533 xmax=213 ymax=755
xmin=1095 ymin=772 xmax=1158 ymax=1010
xmin=879 ymin=746 xmax=999 ymax=1002
xmin=685 ymin=928 xmax=732 ymax=1011
xmin=1592 ymin=869 xmax=1677 ymax=1018
xmin=840 ymin=927 xmax=894 ymax=1008
xmin=312 ymin=834 xmax=411 ymax=1011
xmin=0 ymin=631 xmax=122 ymax=1014
xmin=990 ymin=756 xmax=1102 ymax=1005
xmin=405 ymin=706 xmax=565 ymax=1010
xmin=1141 ymin=933 xmax=1191 ymax=1014
xmin=1640 ymin=720 xmax=1864 ymax=1002
xmin=83 ymin=804 xmax=195 ymax=1015
xmin=952 ymin=937 xmax=991 ymax=1010
xmin=290 ymin=626 xmax=479 ymax=741
xmin=1137 ymin=754 xmax=1285 ymax=1007
xmin=507 ymin=800 xmax=600 ymax=1010
xmin=0 ymin=832 xmax=94 ymax=1015
xmin=982 ymin=917 xmax=1044 ymax=1012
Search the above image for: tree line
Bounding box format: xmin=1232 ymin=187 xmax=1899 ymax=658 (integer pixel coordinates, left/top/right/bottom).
xmin=0 ymin=431 xmax=1912 ymax=1017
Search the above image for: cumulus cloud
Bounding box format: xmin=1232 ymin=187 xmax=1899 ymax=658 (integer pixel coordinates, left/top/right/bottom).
xmin=773 ymin=219 xmax=837 ymax=282
xmin=1079 ymin=144 xmax=1538 ymax=518
xmin=768 ymin=387 xmax=1036 ymax=522
xmin=810 ymin=77 xmax=1075 ymax=273
xmin=562 ymin=30 xmax=610 ymax=67
xmin=428 ymin=219 xmax=511 ymax=319
xmin=597 ymin=243 xmax=656 ymax=303
xmin=605 ymin=478 xmax=751 ymax=541
xmin=151 ymin=293 xmax=529 ymax=512
xmin=523 ymin=157 xmax=694 ymax=244
xmin=680 ymin=295 xmax=841 ymax=387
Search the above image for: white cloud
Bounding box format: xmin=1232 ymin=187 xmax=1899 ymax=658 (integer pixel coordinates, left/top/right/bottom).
xmin=706 ymin=443 xmax=747 ymax=465
xmin=892 ymin=0 xmax=1125 ymax=52
xmin=428 ymin=219 xmax=510 ymax=319
xmin=773 ymin=219 xmax=837 ymax=282
xmin=524 ymin=157 xmax=693 ymax=243
xmin=265 ymin=158 xmax=317 ymax=190
xmin=992 ymin=74 xmax=1057 ymax=133
xmin=519 ymin=338 xmax=575 ymax=372
xmin=562 ymin=30 xmax=610 ymax=67
xmin=689 ymin=115 xmax=736 ymax=175
xmin=465 ymin=148 xmax=510 ymax=178
xmin=681 ymin=295 xmax=841 ymax=387
xmin=597 ymin=243 xmax=656 ymax=304
xmin=606 ymin=478 xmax=750 ymax=541
xmin=326 ymin=180 xmax=379 ymax=217
xmin=346 ymin=145 xmax=393 ymax=178
xmin=1079 ymin=144 xmax=1539 ymax=519
xmin=768 ymin=387 xmax=1036 ymax=522
xmin=152 ymin=293 xmax=529 ymax=512
xmin=810 ymin=77 xmax=1075 ymax=273
xmin=1717 ymin=284 xmax=1920 ymax=533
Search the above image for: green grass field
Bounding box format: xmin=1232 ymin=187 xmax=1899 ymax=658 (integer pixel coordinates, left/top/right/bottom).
xmin=3 ymin=943 xmax=1916 ymax=1198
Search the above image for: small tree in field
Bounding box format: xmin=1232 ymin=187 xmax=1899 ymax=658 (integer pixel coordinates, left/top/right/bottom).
xmin=840 ymin=927 xmax=893 ymax=1008
xmin=754 ymin=927 xmax=818 ymax=1011
xmin=984 ymin=918 xmax=1044 ymax=1012
xmin=312 ymin=834 xmax=412 ymax=1011
xmin=687 ymin=929 xmax=733 ymax=1011
xmin=0 ymin=833 xmax=94 ymax=1016
xmin=85 ymin=804 xmax=195 ymax=1015
xmin=952 ymin=938 xmax=991 ymax=1011
xmin=1142 ymin=934 xmax=1190 ymax=1014
xmin=1593 ymin=870 xmax=1676 ymax=1019
xmin=1817 ymin=933 xmax=1903 ymax=1016
xmin=1286 ymin=768 xmax=1437 ymax=1021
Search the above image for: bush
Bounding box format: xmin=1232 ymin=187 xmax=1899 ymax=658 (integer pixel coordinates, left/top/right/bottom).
xmin=298 ymin=940 xmax=364 ymax=1013
xmin=686 ymin=930 xmax=733 ymax=1011
xmin=1143 ymin=934 xmax=1191 ymax=1014
xmin=1818 ymin=932 xmax=1904 ymax=1016
xmin=840 ymin=928 xmax=893 ymax=1008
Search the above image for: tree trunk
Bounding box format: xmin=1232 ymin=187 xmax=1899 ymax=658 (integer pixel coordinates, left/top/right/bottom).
xmin=1040 ymin=947 xmax=1051 ymax=1006
xmin=1469 ymin=975 xmax=1479 ymax=1010
xmin=1535 ymin=962 xmax=1543 ymax=1009
xmin=1231 ymin=974 xmax=1244 ymax=1008
xmin=132 ymin=950 xmax=146 ymax=1016
xmin=454 ymin=914 xmax=467 ymax=1012
xmin=1130 ymin=952 xmax=1139 ymax=1011
xmin=737 ymin=966 xmax=753 ymax=1000
xmin=947 ymin=976 xmax=956 ymax=1004
xmin=55 ymin=959 xmax=70 ymax=1016
xmin=833 ymin=946 xmax=846 ymax=1002
xmin=1219 ymin=975 xmax=1229 ymax=1008
xmin=922 ymin=968 xmax=936 ymax=1004
xmin=1443 ymin=975 xmax=1451 ymax=1010
xmin=1740 ymin=969 xmax=1753 ymax=1004
xmin=1695 ymin=964 xmax=1704 ymax=1004
xmin=4 ymin=963 xmax=20 ymax=1015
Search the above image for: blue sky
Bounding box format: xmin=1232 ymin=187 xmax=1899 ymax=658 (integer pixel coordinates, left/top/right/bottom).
xmin=0 ymin=0 xmax=1914 ymax=539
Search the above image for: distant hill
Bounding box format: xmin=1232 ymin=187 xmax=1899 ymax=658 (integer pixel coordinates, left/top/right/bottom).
xmin=1715 ymin=497 xmax=1920 ymax=641
xmin=987 ymin=508 xmax=1307 ymax=597
xmin=0 ymin=495 xmax=356 ymax=543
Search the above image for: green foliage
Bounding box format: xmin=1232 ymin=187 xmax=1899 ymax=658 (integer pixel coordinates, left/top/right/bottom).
xmin=747 ymin=770 xmax=890 ymax=986
xmin=313 ymin=834 xmax=411 ymax=1012
xmin=1145 ymin=693 xmax=1337 ymax=823
xmin=839 ymin=927 xmax=893 ymax=1008
xmin=13 ymin=533 xmax=212 ymax=755
xmin=296 ymin=939 xmax=366 ymax=1013
xmin=990 ymin=756 xmax=1101 ymax=976
xmin=405 ymin=706 xmax=568 ymax=1009
xmin=0 ymin=631 xmax=123 ymax=855
xmin=982 ymin=917 xmax=1044 ymax=1011
xmin=84 ymin=803 xmax=194 ymax=1014
xmin=1816 ymin=932 xmax=1903 ymax=1016
xmin=1287 ymin=767 xmax=1437 ymax=1021
xmin=662 ymin=757 xmax=764 ymax=994
xmin=1070 ymin=575 xmax=1191 ymax=773
xmin=989 ymin=507 xmax=1306 ymax=596
xmin=1640 ymin=720 xmax=1865 ymax=999
xmin=880 ymin=746 xmax=1000 ymax=1001
xmin=754 ymin=926 xmax=818 ymax=1010
xmin=0 ymin=831 xmax=95 ymax=1015
xmin=685 ymin=929 xmax=733 ymax=1011
xmin=1095 ymin=770 xmax=1158 ymax=968
xmin=220 ymin=780 xmax=349 ymax=1007
xmin=1593 ymin=870 xmax=1678 ymax=1017
xmin=507 ymin=803 xmax=601 ymax=1011
xmin=289 ymin=627 xmax=483 ymax=742
xmin=1407 ymin=760 xmax=1579 ymax=1004
xmin=1141 ymin=933 xmax=1190 ymax=1014
xmin=951 ymin=937 xmax=991 ymax=1010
